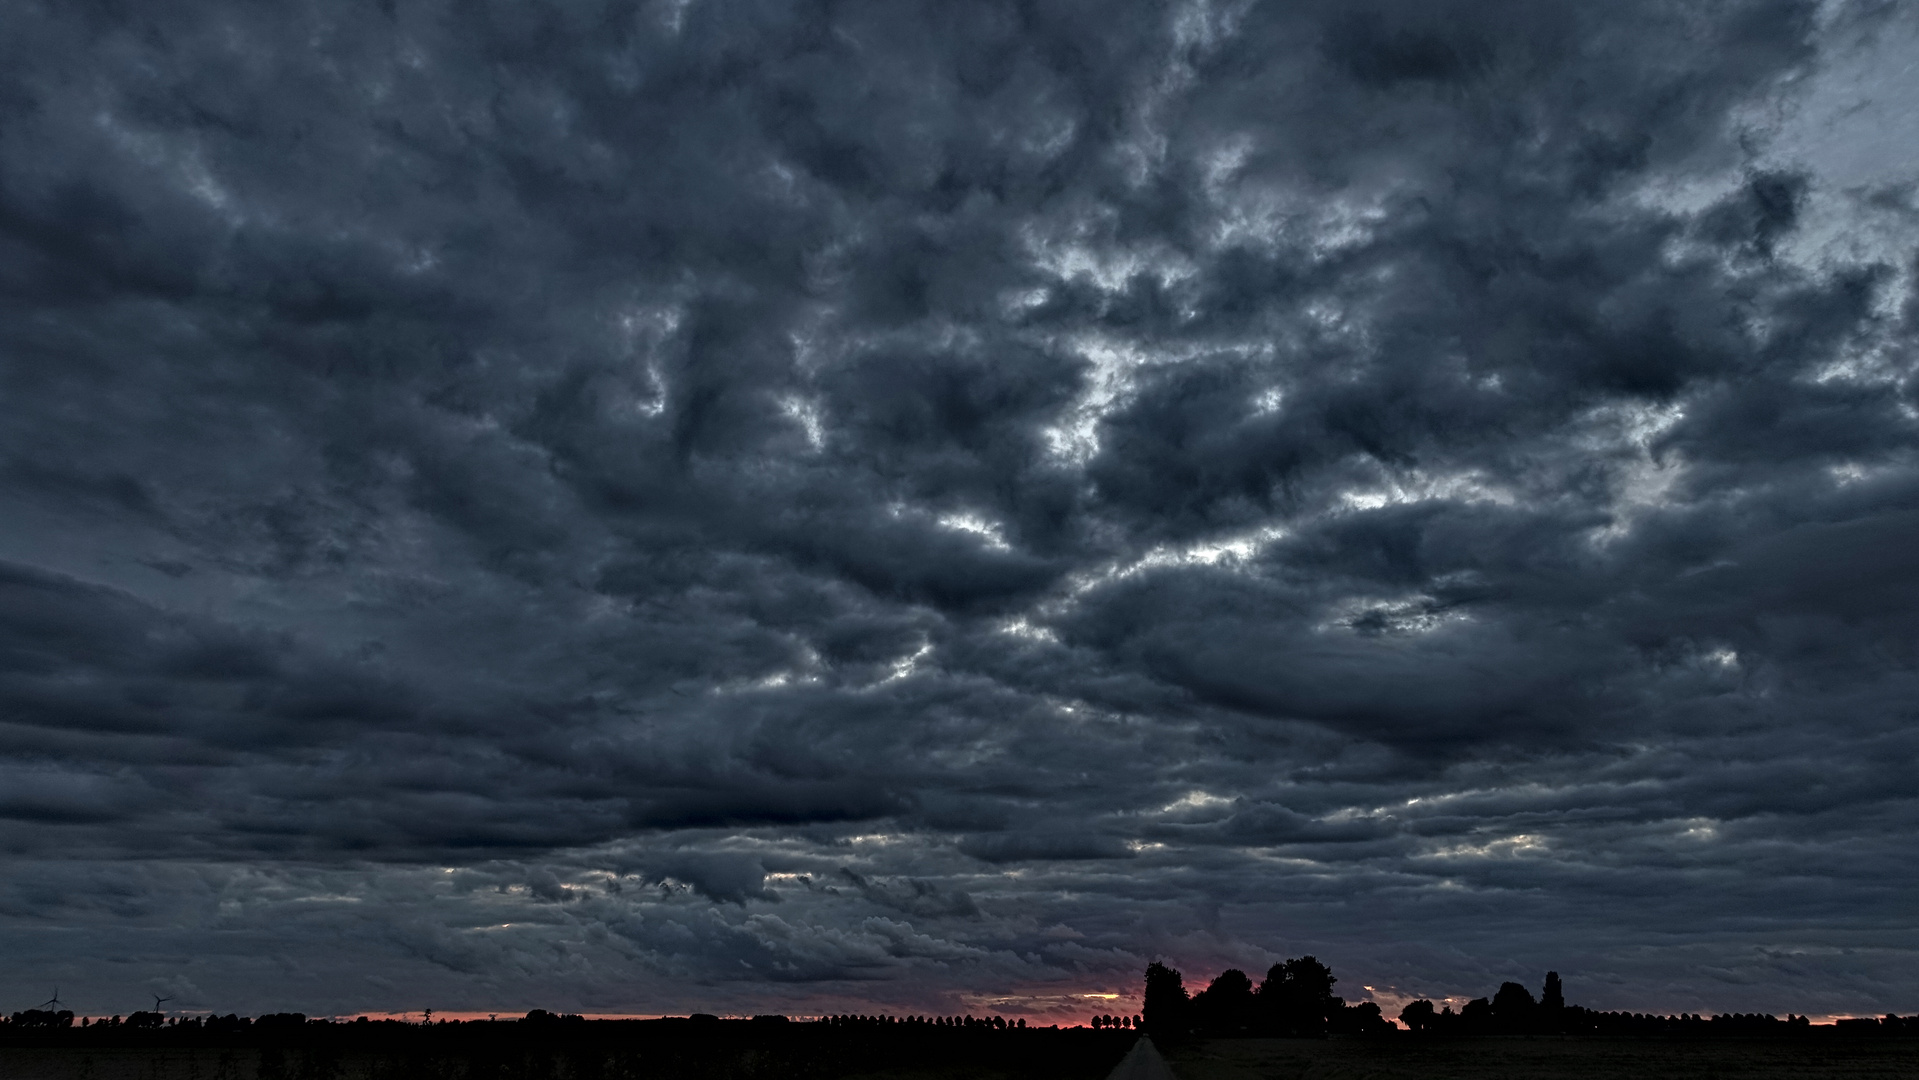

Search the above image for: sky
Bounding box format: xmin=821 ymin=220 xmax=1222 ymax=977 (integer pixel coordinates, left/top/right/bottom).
xmin=2 ymin=0 xmax=1918 ymax=1025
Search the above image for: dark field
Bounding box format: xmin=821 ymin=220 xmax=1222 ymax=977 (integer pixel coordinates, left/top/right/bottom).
xmin=0 ymin=1023 xmax=1136 ymax=1080
xmin=5 ymin=1031 xmax=1919 ymax=1080
xmin=1166 ymin=1035 xmax=1919 ymax=1080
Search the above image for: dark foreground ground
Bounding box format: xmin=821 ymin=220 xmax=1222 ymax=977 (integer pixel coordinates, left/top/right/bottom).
xmin=0 ymin=1021 xmax=1135 ymax=1080
xmin=1166 ymin=1035 xmax=1919 ymax=1080
xmin=5 ymin=1029 xmax=1919 ymax=1080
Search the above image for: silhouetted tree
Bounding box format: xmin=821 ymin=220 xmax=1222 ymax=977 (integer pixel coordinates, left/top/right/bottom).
xmin=1539 ymin=971 xmax=1566 ymax=1033
xmin=1257 ymin=956 xmax=1340 ymax=1036
xmin=1143 ymin=961 xmax=1190 ymax=1038
xmin=1491 ymin=981 xmax=1537 ymax=1033
xmin=1190 ymin=969 xmax=1256 ymax=1035
xmin=1459 ymin=997 xmax=1492 ymax=1035
xmin=1399 ymin=999 xmax=1437 ymax=1033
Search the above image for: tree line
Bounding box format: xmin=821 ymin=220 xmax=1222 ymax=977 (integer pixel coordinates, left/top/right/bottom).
xmin=9 ymin=971 xmax=1918 ymax=1042
xmin=1141 ymin=960 xmax=1919 ymax=1038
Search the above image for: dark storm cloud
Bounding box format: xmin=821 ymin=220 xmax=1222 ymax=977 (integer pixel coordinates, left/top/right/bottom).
xmin=1 ymin=0 xmax=1916 ymax=1021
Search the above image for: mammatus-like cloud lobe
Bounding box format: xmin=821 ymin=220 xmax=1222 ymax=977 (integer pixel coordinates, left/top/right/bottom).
xmin=1 ymin=0 xmax=1917 ymax=1022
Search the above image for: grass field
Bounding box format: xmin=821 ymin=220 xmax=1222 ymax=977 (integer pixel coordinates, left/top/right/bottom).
xmin=1165 ymin=1036 xmax=1919 ymax=1080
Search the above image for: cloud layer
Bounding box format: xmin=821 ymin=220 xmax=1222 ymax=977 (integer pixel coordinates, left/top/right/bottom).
xmin=2 ymin=0 xmax=1917 ymax=1020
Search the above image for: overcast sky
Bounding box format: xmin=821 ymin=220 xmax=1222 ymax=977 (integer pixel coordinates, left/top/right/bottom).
xmin=3 ymin=0 xmax=1918 ymax=1024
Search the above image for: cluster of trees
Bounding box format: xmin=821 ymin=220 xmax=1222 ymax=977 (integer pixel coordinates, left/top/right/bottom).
xmin=7 ymin=1009 xmax=74 ymax=1029
xmin=1141 ymin=957 xmax=1394 ymax=1039
xmin=1145 ymin=965 xmax=1919 ymax=1040
xmin=1395 ymin=975 xmax=1837 ymax=1037
xmin=1398 ymin=975 xmax=1567 ymax=1035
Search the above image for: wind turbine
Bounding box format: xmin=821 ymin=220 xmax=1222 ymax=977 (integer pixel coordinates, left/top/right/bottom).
xmin=39 ymin=989 xmax=65 ymax=1011
xmin=151 ymin=994 xmax=172 ymax=1014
